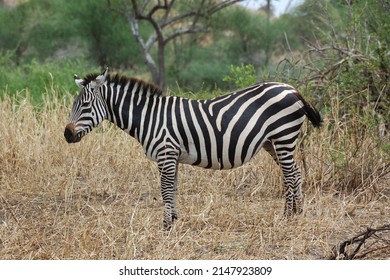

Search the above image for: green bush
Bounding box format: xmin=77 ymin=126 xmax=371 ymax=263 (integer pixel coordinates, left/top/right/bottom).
xmin=0 ymin=0 xmax=145 ymax=68
xmin=223 ymin=64 xmax=258 ymax=88
xmin=0 ymin=56 xmax=98 ymax=103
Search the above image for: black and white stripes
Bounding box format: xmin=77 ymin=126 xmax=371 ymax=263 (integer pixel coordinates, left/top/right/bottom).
xmin=64 ymin=67 xmax=322 ymax=229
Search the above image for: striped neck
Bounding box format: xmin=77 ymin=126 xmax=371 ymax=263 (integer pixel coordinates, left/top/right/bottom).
xmin=102 ymin=77 xmax=164 ymax=141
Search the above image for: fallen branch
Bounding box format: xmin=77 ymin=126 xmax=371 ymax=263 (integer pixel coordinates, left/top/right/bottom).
xmin=330 ymin=224 xmax=390 ymax=259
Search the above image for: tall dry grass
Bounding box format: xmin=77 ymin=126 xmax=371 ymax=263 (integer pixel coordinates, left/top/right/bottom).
xmin=0 ymin=89 xmax=389 ymax=260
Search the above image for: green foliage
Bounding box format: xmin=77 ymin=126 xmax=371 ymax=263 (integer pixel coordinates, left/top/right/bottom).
xmin=0 ymin=0 xmax=80 ymax=62
xmin=61 ymin=0 xmax=147 ymax=68
xmin=0 ymin=56 xmax=98 ymax=103
xmin=175 ymin=60 xmax=230 ymax=91
xmin=212 ymin=7 xmax=267 ymax=56
xmin=281 ymin=0 xmax=389 ymax=126
xmin=167 ymin=41 xmax=233 ymax=91
xmin=290 ymin=0 xmax=342 ymax=43
xmin=223 ymin=64 xmax=258 ymax=88
xmin=0 ymin=7 xmax=24 ymax=54
xmin=211 ymin=6 xmax=299 ymax=68
xmin=0 ymin=1 xmax=314 ymax=90
xmin=0 ymin=0 xmax=146 ymax=68
xmin=265 ymin=1 xmax=390 ymax=194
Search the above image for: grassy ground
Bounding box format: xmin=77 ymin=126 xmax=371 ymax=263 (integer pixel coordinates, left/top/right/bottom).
xmin=0 ymin=91 xmax=389 ymax=260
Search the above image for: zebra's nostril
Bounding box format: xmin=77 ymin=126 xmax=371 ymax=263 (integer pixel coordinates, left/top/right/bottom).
xmin=64 ymin=127 xmax=74 ymax=143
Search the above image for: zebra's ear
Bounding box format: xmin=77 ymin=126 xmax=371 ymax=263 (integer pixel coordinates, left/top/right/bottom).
xmin=74 ymin=74 xmax=84 ymax=89
xmin=95 ymin=67 xmax=109 ymax=86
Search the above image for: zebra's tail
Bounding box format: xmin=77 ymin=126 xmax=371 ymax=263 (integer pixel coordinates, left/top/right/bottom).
xmin=295 ymin=92 xmax=323 ymax=128
xmin=304 ymin=101 xmax=323 ymax=128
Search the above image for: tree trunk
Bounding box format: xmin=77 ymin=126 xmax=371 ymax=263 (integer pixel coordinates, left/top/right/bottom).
xmin=144 ymin=50 xmax=159 ymax=87
xmin=157 ymin=42 xmax=166 ymax=89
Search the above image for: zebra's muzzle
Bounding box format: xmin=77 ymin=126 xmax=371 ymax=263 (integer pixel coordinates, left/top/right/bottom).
xmin=64 ymin=123 xmax=82 ymax=143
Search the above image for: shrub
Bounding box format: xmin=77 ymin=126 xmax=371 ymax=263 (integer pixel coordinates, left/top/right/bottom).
xmin=222 ymin=64 xmax=258 ymax=88
xmin=0 ymin=57 xmax=98 ymax=104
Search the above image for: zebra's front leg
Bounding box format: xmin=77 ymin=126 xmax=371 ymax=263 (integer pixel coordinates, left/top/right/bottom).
xmin=158 ymin=152 xmax=179 ymax=230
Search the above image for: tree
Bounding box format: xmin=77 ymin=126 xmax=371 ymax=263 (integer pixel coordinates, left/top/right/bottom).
xmin=107 ymin=0 xmax=243 ymax=89
xmin=63 ymin=0 xmax=144 ymax=68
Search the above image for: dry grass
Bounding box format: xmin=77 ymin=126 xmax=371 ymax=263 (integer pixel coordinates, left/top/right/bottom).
xmin=0 ymin=91 xmax=389 ymax=260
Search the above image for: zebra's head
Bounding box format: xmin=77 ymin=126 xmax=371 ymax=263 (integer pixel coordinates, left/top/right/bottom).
xmin=64 ymin=67 xmax=108 ymax=143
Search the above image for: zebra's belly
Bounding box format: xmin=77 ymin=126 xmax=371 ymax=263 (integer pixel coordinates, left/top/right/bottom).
xmin=178 ymin=140 xmax=263 ymax=170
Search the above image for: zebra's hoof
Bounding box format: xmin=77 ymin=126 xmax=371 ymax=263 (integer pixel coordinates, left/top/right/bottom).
xmin=163 ymin=222 xmax=173 ymax=231
xmin=163 ymin=215 xmax=178 ymax=231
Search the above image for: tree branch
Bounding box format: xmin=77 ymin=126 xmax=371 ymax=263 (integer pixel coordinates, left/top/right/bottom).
xmin=140 ymin=0 xmax=152 ymax=14
xmin=160 ymin=11 xmax=198 ymax=28
xmin=129 ymin=0 xmax=165 ymax=45
xmin=208 ymin=0 xmax=243 ymax=16
xmin=164 ymin=27 xmax=210 ymax=45
xmin=331 ymin=224 xmax=390 ymax=259
xmin=146 ymin=0 xmax=169 ymax=19
xmin=161 ymin=0 xmax=175 ymax=24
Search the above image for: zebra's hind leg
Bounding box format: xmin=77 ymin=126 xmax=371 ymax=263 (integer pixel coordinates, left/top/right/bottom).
xmin=171 ymin=164 xmax=179 ymax=221
xmin=291 ymin=163 xmax=303 ymax=214
xmin=158 ymin=150 xmax=180 ymax=230
xmin=272 ymin=140 xmax=303 ymax=217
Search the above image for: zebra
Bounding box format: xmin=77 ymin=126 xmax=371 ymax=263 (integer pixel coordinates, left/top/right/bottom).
xmin=64 ymin=67 xmax=322 ymax=230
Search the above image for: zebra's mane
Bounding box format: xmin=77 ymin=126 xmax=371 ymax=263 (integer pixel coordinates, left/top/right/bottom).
xmin=82 ymin=72 xmax=164 ymax=96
